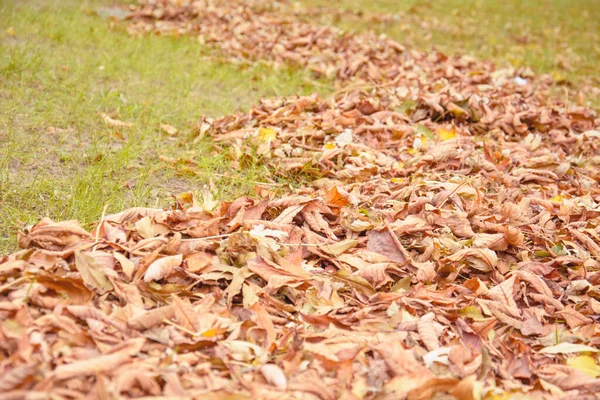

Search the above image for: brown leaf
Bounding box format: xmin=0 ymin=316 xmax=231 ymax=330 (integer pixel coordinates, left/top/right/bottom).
xmin=171 ymin=294 xmax=201 ymax=332
xmin=486 ymin=275 xmax=517 ymax=308
xmin=247 ymin=256 xmax=309 ymax=287
xmin=251 ymin=302 xmax=276 ymax=349
xmin=35 ymin=274 xmax=93 ymax=305
xmin=367 ymin=226 xmax=408 ymax=263
xmin=113 ymin=251 xmax=135 ymax=280
xmin=0 ymin=365 xmax=36 ymax=392
xmin=128 ymin=305 xmax=174 ymax=330
xmin=444 ymin=248 xmax=498 ymax=272
xmin=556 ymin=305 xmax=593 ymax=329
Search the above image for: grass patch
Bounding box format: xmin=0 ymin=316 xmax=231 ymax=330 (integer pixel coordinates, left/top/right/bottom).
xmin=0 ymin=0 xmax=328 ymax=253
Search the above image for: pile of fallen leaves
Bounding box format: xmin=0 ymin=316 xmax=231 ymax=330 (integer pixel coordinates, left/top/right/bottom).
xmin=127 ymin=0 xmax=409 ymax=81
xmin=5 ymin=134 xmax=600 ymax=398
xmin=3 ymin=1 xmax=600 ymax=399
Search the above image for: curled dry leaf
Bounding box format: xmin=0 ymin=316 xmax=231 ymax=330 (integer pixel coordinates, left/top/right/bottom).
xmin=100 ymin=112 xmax=133 ymax=128
xmin=160 ymin=123 xmax=178 ymax=135
xmin=260 ymin=364 xmax=287 ymax=390
xmin=54 ymin=338 xmax=145 ymax=380
xmin=113 ymin=251 xmax=136 ymax=280
xmin=444 ymin=248 xmax=498 ymax=272
xmin=143 ymin=254 xmax=183 ymax=282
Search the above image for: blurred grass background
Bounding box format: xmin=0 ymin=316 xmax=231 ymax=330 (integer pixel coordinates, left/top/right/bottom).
xmin=302 ymin=0 xmax=600 ymax=96
xmin=1 ymin=0 xmax=599 ymax=252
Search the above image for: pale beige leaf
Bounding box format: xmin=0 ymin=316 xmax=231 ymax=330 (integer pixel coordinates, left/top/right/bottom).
xmin=75 ymin=250 xmax=113 ymax=293
xmin=160 ymin=123 xmax=178 ymax=135
xmin=260 ymin=364 xmax=287 ymax=390
xmin=144 ymin=254 xmax=182 ymax=282
xmin=417 ymin=319 xmax=440 ymax=351
xmin=100 ymin=112 xmax=133 ymax=128
xmin=540 ymin=343 xmax=600 ymax=354
xmin=135 ymin=216 xmax=155 ymax=239
xmin=113 ymin=251 xmax=136 ymax=280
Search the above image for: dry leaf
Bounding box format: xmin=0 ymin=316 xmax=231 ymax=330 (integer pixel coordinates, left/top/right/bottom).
xmin=143 ymin=254 xmax=183 ymax=282
xmin=260 ymin=364 xmax=287 ymax=390
xmin=100 ymin=112 xmax=133 ymax=128
xmin=75 ymin=250 xmax=113 ymax=293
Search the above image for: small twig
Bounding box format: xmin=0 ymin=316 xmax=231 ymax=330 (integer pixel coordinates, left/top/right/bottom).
xmin=279 ymin=242 xmax=322 ymax=247
xmin=162 ymin=318 xmax=199 ymax=337
xmin=179 ymin=233 xmax=234 ymax=242
xmin=0 ymin=277 xmax=28 ymax=295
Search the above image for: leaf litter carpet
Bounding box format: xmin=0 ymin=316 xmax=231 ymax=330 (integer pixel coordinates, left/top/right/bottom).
xmin=2 ymin=1 xmax=600 ymax=399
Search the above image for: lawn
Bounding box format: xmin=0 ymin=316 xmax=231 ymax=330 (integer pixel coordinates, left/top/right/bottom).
xmin=1 ymin=0 xmax=599 ymax=253
xmin=0 ymin=0 xmax=324 ymax=253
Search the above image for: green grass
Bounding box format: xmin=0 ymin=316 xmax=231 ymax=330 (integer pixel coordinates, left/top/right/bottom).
xmin=0 ymin=0 xmax=326 ymax=253
xmin=301 ymin=0 xmax=600 ymax=105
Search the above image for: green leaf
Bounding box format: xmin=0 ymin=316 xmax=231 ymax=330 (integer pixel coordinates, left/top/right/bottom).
xmin=551 ymin=243 xmax=568 ymax=256
xmin=459 ymin=306 xmax=487 ymax=321
xmin=417 ymin=124 xmax=435 ymax=140
xmin=395 ymin=100 xmax=418 ymax=115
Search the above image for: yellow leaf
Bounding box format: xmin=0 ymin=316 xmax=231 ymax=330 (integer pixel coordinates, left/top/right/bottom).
xmin=390 ymin=177 xmax=404 ymax=184
xmin=6 ymin=27 xmax=16 ymax=36
xmin=550 ymin=70 xmax=567 ymax=84
xmin=437 ymin=128 xmax=456 ymax=141
xmin=550 ymin=195 xmax=563 ymax=203
xmin=567 ymin=355 xmax=600 ymax=378
xmin=459 ymin=306 xmax=486 ymax=321
xmin=257 ymin=127 xmax=277 ymax=142
xmin=176 ymin=191 xmax=194 ymax=205
xmin=201 ymin=328 xmax=218 ymax=337
xmin=483 ymin=392 xmax=511 ymax=400
xmin=323 ymin=141 xmax=336 ymax=150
